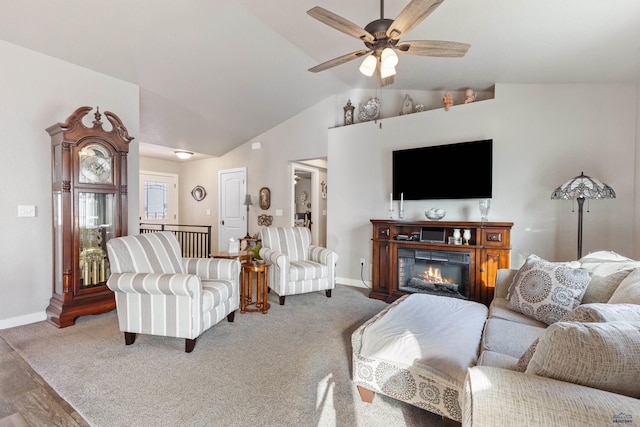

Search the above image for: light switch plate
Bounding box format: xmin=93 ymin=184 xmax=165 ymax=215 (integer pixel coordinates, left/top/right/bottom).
xmin=18 ymin=205 xmax=36 ymax=217
xmin=275 ymin=209 xmax=283 ymax=216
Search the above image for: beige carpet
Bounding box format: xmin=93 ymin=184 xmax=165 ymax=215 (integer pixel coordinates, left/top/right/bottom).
xmin=0 ymin=285 xmax=442 ymax=427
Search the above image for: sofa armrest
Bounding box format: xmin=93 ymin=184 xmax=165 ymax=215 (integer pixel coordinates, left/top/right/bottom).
xmin=494 ymin=268 xmax=518 ymax=299
xmin=183 ymin=257 xmax=240 ymax=281
xmin=463 ymin=366 xmax=640 ymax=427
xmin=107 ymin=273 xmax=200 ymax=296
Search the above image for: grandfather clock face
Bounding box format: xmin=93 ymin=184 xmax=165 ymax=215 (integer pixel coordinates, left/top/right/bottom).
xmin=79 ymin=143 xmax=113 ymax=184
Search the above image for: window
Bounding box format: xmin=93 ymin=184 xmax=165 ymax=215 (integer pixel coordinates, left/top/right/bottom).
xmin=139 ymin=172 xmax=178 ymax=223
xmin=144 ymin=180 xmax=167 ymax=220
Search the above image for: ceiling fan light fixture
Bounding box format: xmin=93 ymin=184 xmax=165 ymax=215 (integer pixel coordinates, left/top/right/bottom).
xmin=359 ymin=55 xmax=377 ymax=76
xmin=380 ymin=65 xmax=396 ymax=78
xmin=381 ymin=47 xmax=398 ymax=69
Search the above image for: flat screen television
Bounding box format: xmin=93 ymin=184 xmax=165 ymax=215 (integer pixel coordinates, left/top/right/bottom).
xmin=392 ymin=139 xmax=493 ymax=200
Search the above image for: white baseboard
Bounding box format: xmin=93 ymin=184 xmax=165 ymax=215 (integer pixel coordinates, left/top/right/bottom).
xmin=337 ymin=277 xmax=371 ymax=289
xmin=0 ymin=311 xmax=47 ymax=330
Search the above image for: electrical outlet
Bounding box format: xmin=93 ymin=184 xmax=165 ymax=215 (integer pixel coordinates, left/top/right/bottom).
xmin=360 ymin=258 xmax=365 ymax=266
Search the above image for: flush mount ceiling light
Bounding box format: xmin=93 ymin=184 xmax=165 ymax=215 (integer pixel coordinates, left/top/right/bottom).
xmin=307 ymin=0 xmax=470 ymax=87
xmin=174 ymin=150 xmax=193 ymax=160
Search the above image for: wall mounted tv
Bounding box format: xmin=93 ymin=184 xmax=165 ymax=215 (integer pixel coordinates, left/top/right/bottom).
xmin=392 ymin=139 xmax=493 ymax=200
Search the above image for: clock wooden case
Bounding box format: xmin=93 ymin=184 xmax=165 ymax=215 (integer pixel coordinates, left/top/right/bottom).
xmin=46 ymin=106 xmax=133 ymax=327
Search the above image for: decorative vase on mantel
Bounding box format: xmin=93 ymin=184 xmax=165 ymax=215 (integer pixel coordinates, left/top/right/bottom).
xmin=463 ymin=229 xmax=472 ymax=245
xmin=453 ymin=228 xmax=462 ymax=245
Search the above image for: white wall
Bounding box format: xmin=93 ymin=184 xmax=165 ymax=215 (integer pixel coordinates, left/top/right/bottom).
xmin=175 ymin=96 xmax=339 ymax=252
xmin=328 ymin=84 xmax=639 ymax=285
xmin=0 ymin=40 xmax=140 ymax=328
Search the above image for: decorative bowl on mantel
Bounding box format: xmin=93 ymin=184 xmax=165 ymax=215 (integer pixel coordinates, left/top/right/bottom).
xmin=425 ymin=208 xmax=446 ymax=220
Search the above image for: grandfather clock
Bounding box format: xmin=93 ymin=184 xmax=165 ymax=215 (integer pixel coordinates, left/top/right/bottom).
xmin=46 ymin=106 xmax=133 ymax=327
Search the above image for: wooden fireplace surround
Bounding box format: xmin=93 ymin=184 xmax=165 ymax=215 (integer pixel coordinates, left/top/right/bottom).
xmin=370 ymin=219 xmax=513 ymax=306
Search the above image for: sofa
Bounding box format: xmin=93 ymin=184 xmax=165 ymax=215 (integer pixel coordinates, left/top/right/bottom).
xmin=353 ymin=250 xmax=640 ymax=425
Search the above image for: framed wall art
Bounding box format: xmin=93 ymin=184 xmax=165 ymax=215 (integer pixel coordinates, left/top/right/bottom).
xmin=259 ymin=187 xmax=271 ymax=210
xmin=191 ymin=185 xmax=206 ymax=201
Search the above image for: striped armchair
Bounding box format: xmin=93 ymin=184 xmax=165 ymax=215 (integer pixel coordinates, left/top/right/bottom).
xmin=259 ymin=226 xmax=338 ymax=305
xmin=106 ymin=232 xmax=240 ymax=353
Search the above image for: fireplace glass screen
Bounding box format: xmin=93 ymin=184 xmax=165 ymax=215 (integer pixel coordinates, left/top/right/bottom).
xmin=398 ymin=249 xmax=470 ymax=300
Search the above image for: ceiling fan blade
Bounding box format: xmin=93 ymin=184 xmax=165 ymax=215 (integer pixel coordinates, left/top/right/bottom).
xmin=386 ymin=0 xmax=444 ymax=41
xmin=396 ymin=40 xmax=470 ymax=57
xmin=308 ymin=49 xmax=371 ymax=73
xmin=308 ymin=6 xmax=375 ymax=43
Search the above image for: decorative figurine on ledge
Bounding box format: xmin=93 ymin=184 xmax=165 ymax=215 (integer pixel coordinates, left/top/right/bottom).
xmin=443 ymin=92 xmax=454 ymax=111
xmin=343 ymin=99 xmax=355 ymax=125
xmin=400 ymin=94 xmax=414 ymax=115
xmin=464 ymin=88 xmax=477 ymax=104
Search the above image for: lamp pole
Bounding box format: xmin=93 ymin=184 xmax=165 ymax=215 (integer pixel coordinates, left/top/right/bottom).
xmin=576 ymin=197 xmax=585 ymax=259
xmin=243 ymin=195 xmax=252 ymax=238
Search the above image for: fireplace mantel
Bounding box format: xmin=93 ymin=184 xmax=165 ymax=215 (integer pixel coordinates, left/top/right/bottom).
xmin=369 ymin=219 xmax=513 ymax=306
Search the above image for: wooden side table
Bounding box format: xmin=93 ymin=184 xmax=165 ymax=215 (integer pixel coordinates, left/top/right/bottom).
xmin=241 ymin=262 xmax=270 ymax=314
xmin=213 ymin=251 xmax=251 ymax=264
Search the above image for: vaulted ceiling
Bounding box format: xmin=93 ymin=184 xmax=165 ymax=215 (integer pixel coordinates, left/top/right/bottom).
xmin=2 ymin=1 xmax=640 ymax=159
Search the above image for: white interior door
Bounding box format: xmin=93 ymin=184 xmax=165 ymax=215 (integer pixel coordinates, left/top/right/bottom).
xmin=139 ymin=171 xmax=178 ymax=224
xmin=218 ymin=167 xmax=246 ymax=251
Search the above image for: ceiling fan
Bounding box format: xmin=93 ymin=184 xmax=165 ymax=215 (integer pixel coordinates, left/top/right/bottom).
xmin=307 ymin=0 xmax=470 ymax=86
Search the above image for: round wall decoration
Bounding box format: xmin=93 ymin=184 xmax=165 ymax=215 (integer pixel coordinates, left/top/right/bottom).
xmin=191 ymin=185 xmax=207 ymax=201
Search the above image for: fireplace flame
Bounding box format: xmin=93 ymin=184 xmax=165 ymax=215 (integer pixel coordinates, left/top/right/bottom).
xmin=421 ymin=266 xmax=453 ymax=284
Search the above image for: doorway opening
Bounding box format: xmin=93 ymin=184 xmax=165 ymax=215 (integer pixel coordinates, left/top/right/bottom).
xmin=290 ymin=160 xmax=327 ymax=247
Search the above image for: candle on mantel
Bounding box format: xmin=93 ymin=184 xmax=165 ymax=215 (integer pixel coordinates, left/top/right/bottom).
xmin=389 ymin=193 xmax=393 ymax=211
xmin=400 ymin=192 xmax=404 ymax=211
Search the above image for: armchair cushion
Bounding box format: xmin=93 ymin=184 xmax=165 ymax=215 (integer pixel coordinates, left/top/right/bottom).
xmin=202 ymin=280 xmax=236 ymax=312
xmin=289 ymin=261 xmax=328 ymax=281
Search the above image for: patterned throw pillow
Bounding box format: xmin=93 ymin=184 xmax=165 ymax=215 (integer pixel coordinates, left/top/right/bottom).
xmin=516 ymin=303 xmax=640 ymax=371
xmin=507 ymin=255 xmax=591 ymax=325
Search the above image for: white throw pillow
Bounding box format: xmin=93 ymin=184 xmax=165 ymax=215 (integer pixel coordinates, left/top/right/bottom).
xmin=608 ymin=268 xmax=640 ymax=304
xmin=525 ymin=321 xmax=640 ymax=398
xmin=579 ymin=251 xmax=640 ymax=304
xmin=516 ymin=303 xmax=640 ymax=371
xmin=507 ymin=254 xmax=591 ymax=325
